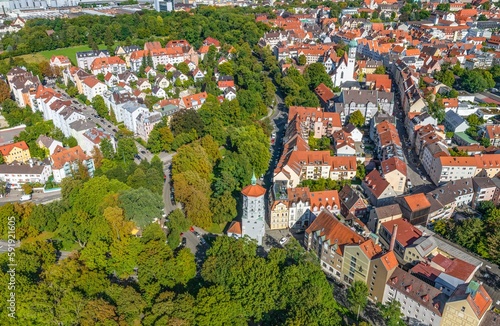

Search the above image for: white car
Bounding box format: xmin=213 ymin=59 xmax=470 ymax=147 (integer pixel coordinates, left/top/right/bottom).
xmin=279 ymin=237 xmax=289 ymax=245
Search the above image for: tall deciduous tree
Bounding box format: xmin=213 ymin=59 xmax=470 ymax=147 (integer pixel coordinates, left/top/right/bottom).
xmin=348 ymin=110 xmax=365 ymax=127
xmin=0 ymin=78 xmax=10 ymax=102
xmin=347 ymin=281 xmax=369 ymax=320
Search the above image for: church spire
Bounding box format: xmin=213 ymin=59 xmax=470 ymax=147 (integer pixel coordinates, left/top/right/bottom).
xmin=251 ymin=170 xmax=257 ymax=185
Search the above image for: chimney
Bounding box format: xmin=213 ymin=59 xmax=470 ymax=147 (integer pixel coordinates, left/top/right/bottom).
xmin=389 ymin=224 xmax=398 ymax=252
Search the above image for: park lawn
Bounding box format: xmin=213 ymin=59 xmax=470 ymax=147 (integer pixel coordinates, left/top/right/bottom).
xmin=39 ymin=45 xmax=94 ymax=65
xmin=2 ymin=53 xmax=47 ymax=64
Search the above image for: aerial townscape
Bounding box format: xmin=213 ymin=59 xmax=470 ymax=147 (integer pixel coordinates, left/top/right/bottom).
xmin=1 ymin=0 xmax=500 ymax=325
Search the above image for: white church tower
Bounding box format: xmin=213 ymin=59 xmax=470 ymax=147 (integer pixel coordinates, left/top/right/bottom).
xmin=332 ymin=39 xmax=357 ymax=87
xmin=240 ymin=173 xmax=266 ymax=245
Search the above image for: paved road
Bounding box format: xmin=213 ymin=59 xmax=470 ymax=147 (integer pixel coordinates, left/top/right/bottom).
xmin=162 ymin=157 xmax=181 ymax=217
xmin=0 ymin=190 xmax=62 ymax=206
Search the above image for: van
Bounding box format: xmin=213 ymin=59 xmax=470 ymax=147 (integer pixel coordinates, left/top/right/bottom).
xmin=20 ymin=194 xmax=31 ymax=201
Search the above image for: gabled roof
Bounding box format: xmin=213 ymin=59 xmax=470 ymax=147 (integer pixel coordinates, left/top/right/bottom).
xmin=0 ymin=141 xmax=29 ymax=156
xmin=388 ymin=268 xmax=447 ymax=316
xmin=306 ymin=210 xmax=364 ymax=255
xmin=403 ymin=193 xmax=431 ymax=212
xmin=363 ymin=169 xmax=392 ymax=199
xmin=448 ymin=282 xmax=491 ymax=320
xmin=381 ymin=157 xmax=407 ymax=177
xmin=381 ymin=218 xmax=422 ymax=247
xmin=314 ymin=83 xmax=335 ymax=103
xmin=50 ymin=145 xmax=90 ymax=169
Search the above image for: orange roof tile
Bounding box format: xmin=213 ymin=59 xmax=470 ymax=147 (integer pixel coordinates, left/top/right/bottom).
xmin=440 ymin=156 xmax=478 ymax=167
xmin=378 ymin=251 xmax=398 ymax=270
xmin=381 ymin=157 xmax=407 ymax=176
xmin=0 ymin=141 xmax=29 ymax=156
xmin=241 ymin=184 xmax=266 ymax=197
xmin=227 ymin=221 xmax=242 ymax=235
xmin=51 ymin=145 xmax=90 ymax=169
xmin=404 ymin=193 xmax=431 ymax=212
xmin=306 ymin=210 xmax=364 ymax=255
xmin=381 ymin=219 xmax=422 ymax=247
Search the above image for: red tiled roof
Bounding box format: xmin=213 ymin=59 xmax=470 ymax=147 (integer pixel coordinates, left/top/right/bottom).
xmin=227 ymin=221 xmax=242 ymax=235
xmin=314 ymin=83 xmax=335 ymax=103
xmin=0 ymin=141 xmax=29 ymax=156
xmin=404 ymin=193 xmax=431 ymax=212
xmin=306 ymin=210 xmax=364 ymax=255
xmin=241 ymin=184 xmax=266 ymax=197
xmin=364 ymin=169 xmax=391 ymax=198
xmin=381 ymin=218 xmax=422 ymax=247
xmin=50 ymin=145 xmax=90 ymax=169
xmin=381 ymin=157 xmax=407 ymax=177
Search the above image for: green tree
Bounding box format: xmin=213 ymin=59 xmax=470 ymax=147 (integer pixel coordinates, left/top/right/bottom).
xmin=298 ymin=54 xmax=306 ymax=65
xmin=166 ymin=209 xmax=191 ymax=250
xmin=348 ymin=110 xmax=365 ymax=127
xmin=347 ymin=281 xmax=369 ymax=320
xmin=100 ymin=138 xmax=115 ymax=160
xmin=304 ymin=62 xmax=334 ymax=89
xmin=356 ymin=162 xmax=366 ymax=180
xmin=380 ymin=300 xmax=405 ymax=326
xmin=116 ymin=137 xmax=138 ymax=161
xmin=92 ymin=95 xmax=108 ymax=118
xmin=374 ymin=65 xmax=386 ymax=74
xmin=119 ymin=187 xmax=163 ymax=228
xmin=170 ymin=109 xmax=204 ymax=137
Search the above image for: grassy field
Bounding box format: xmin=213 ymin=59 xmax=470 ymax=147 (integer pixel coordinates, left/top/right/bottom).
xmin=39 ymin=45 xmax=94 ymax=65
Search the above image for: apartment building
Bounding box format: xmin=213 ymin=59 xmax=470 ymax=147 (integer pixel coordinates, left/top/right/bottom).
xmin=50 ymin=146 xmax=95 ymax=183
xmin=428 ymin=156 xmax=477 ymax=186
xmin=383 ymin=268 xmax=446 ymax=326
xmin=0 ymin=163 xmax=52 ymax=187
xmin=76 ymin=50 xmax=109 ymax=70
xmin=441 ymin=282 xmax=492 ymax=326
xmin=367 ymin=203 xmax=403 ymax=234
xmin=0 ymin=141 xmax=31 ymax=164
xmin=305 ymin=210 xmax=398 ymax=303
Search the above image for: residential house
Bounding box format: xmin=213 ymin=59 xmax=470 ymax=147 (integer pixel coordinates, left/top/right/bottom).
xmin=79 ymin=128 xmax=115 ymax=154
xmin=191 ymin=68 xmax=205 ymax=82
xmin=0 ymin=163 xmax=52 ymax=188
xmin=335 ymin=89 xmax=395 ymax=125
xmin=380 ymin=157 xmax=407 ymax=194
xmin=9 ymin=71 xmax=40 ymax=107
xmin=444 ymin=110 xmax=468 ymax=133
xmin=118 ymin=71 xmax=138 ymax=85
xmin=338 ymin=185 xmax=368 ymax=218
xmin=398 ymin=193 xmax=432 ymax=226
xmin=115 ymin=45 xmax=141 ymax=67
xmin=154 ymin=74 xmax=170 ymax=89
xmin=369 ymin=112 xmax=396 ymax=142
xmin=428 ymin=156 xmax=477 ymax=186
xmin=104 ymin=72 xmax=119 ymax=88
xmin=273 ymin=151 xmax=357 ymax=188
xmin=217 ymin=76 xmax=235 ymax=91
xmin=50 ymin=146 xmax=95 ymax=182
xmin=421 ymin=141 xmax=450 ymax=178
xmin=223 ymin=87 xmax=237 ymax=101
xmin=362 ymin=169 xmax=397 ymax=206
xmin=343 ymin=123 xmax=363 ymax=142
xmin=136 ymin=111 xmax=163 ymax=141
xmin=269 ymin=200 xmax=289 ymax=230
xmin=0 ymin=141 xmax=31 ymax=164
xmin=367 ymin=204 xmax=402 ymax=233
xmin=332 ymin=130 xmax=356 ymax=156
xmin=314 ymin=83 xmax=335 ymax=109
xmin=76 ymin=50 xmax=109 ymax=70
xmin=37 ymin=135 xmax=62 ymax=156
xmin=179 ymin=92 xmax=208 ymax=110
xmin=82 ymin=77 xmax=107 ymax=101
xmin=49 ymin=55 xmax=71 ymax=70
xmin=441 ymin=282 xmax=492 ymax=326
xmin=471 ymin=177 xmax=497 ymax=209
xmin=474 ymin=153 xmax=500 ymax=178
xmin=365 ymin=74 xmax=392 ymax=92
xmin=383 ymin=268 xmax=447 ymax=326
xmin=152 ymin=86 xmax=166 ymax=99
xmin=103 ymin=88 xmax=135 ymax=123
xmin=122 ymin=102 xmax=149 ymax=135
xmin=378 ymin=218 xmax=438 ymax=265
xmin=90 ymin=56 xmax=127 ymax=75
xmin=484 ymin=125 xmax=500 ymax=147
xmin=305 ymin=210 xmax=398 ymax=302
xmin=69 ymin=120 xmax=98 ymax=150
xmin=288 ymin=106 xmax=342 ymax=139
xmin=137 ymin=78 xmax=152 ymax=91
xmin=426 ymin=178 xmax=475 ymax=222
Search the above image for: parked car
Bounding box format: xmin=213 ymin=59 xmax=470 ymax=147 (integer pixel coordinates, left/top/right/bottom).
xmin=141 ymin=150 xmax=146 ymax=154
xmin=20 ymin=194 xmax=31 ymax=201
xmin=193 ymin=231 xmax=201 ymax=238
xmin=279 ymin=237 xmax=288 ymax=245
xmin=134 ymin=154 xmax=141 ymax=160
